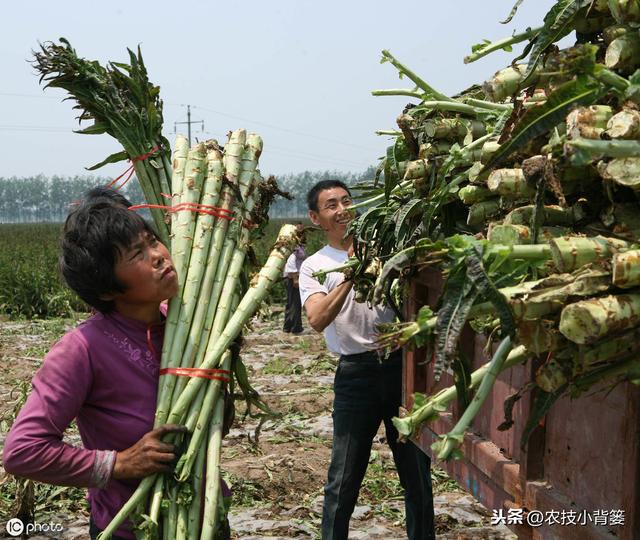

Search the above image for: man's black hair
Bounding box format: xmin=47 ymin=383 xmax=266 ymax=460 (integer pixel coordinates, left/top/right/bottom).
xmin=60 ymin=189 xmax=157 ymax=313
xmin=306 ymin=179 xmax=351 ymax=212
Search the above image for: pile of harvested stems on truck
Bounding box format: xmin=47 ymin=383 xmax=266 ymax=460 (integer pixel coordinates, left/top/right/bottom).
xmin=34 ymin=39 xmax=299 ymax=539
xmin=317 ymin=0 xmax=640 ymax=461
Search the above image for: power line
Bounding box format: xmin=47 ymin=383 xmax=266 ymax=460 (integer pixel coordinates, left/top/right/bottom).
xmin=177 ymin=103 xmax=379 ymax=152
xmin=0 ymin=92 xmax=61 ymax=100
xmin=173 ymin=105 xmax=204 ymax=146
xmin=1 ymin=92 xmax=380 ymax=153
xmin=197 ymin=130 xmax=371 ymax=169
xmin=0 ymin=124 xmax=373 ymax=170
xmin=0 ymin=125 xmax=72 ymax=133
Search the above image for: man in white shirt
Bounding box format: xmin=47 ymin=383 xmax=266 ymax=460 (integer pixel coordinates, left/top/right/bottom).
xmin=299 ymin=180 xmax=435 ymax=540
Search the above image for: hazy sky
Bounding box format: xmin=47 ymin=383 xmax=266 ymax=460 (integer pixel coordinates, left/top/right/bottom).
xmin=2 ymin=0 xmax=559 ymax=180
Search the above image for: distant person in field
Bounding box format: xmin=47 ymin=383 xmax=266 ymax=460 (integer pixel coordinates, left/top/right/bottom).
xmin=2 ymin=188 xmax=231 ymax=540
xmin=282 ymin=222 xmax=306 ymax=334
xmin=299 ymin=180 xmax=435 ymax=540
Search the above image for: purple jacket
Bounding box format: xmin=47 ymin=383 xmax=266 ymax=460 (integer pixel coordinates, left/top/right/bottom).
xmin=3 ymin=310 xmax=165 ymax=539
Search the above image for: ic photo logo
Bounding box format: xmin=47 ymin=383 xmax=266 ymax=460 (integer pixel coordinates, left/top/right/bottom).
xmin=5 ymin=518 xmax=64 ymax=537
xmin=5 ymin=518 xmax=24 ymax=536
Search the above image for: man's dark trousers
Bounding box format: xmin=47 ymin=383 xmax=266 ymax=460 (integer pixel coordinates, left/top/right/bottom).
xmin=283 ymin=277 xmax=303 ymax=333
xmin=321 ymin=350 xmax=435 ymax=540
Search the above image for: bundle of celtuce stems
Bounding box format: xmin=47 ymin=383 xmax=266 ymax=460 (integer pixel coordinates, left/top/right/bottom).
xmin=98 ymin=129 xmax=300 ymax=539
xmin=30 ymin=38 xmax=295 ymax=538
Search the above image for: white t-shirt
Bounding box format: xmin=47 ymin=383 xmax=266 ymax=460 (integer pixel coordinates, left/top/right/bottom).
xmin=283 ymin=252 xmax=299 ymax=276
xmin=283 ymin=248 xmax=305 ymax=277
xmin=299 ymin=245 xmax=395 ymax=355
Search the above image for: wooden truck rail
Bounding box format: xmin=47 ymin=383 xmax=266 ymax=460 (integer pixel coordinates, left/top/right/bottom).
xmin=403 ymin=268 xmax=640 ymax=539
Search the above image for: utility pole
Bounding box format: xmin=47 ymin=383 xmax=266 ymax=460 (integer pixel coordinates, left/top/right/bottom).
xmin=174 ymin=105 xmax=204 ymax=146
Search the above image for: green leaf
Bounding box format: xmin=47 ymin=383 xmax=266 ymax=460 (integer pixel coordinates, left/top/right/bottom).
xmin=482 ymin=77 xmax=603 ymax=173
xmin=500 ymin=0 xmax=526 ymax=24
xmin=384 ymin=145 xmax=398 ymax=202
xmin=393 ymin=136 xmax=410 ymax=178
xmin=521 ymin=385 xmax=566 ymax=447
xmin=85 ymin=150 xmax=129 ymax=171
xmin=517 ymin=0 xmax=592 ymax=86
xmin=412 ymin=392 xmax=429 ymax=411
xmin=434 ymin=267 xmax=477 ymax=381
xmin=466 ymin=245 xmax=517 ymax=338
xmin=453 ymin=351 xmax=472 ymax=411
xmin=73 ymin=121 xmax=109 ymax=135
xmin=471 ymin=39 xmax=492 ymax=53
xmin=394 ymin=198 xmax=424 ymax=241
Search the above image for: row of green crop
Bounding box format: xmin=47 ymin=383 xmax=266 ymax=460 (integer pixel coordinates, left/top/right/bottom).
xmin=0 ymin=219 xmax=324 ymax=319
xmin=0 ymin=224 xmax=85 ymax=318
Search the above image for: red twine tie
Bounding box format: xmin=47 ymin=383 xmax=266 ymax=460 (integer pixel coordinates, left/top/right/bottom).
xmin=160 ymin=367 xmax=231 ymax=383
xmin=128 ymin=202 xmax=235 ymax=221
xmin=107 ymin=146 xmax=162 ymax=190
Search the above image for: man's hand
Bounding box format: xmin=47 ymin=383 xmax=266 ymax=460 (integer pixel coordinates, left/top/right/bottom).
xmin=112 ymin=424 xmax=188 ymax=480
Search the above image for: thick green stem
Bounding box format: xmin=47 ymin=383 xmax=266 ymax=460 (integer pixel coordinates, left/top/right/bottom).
xmin=96 ymin=476 xmax=156 ymax=539
xmin=187 ymin=443 xmax=207 ymax=540
xmin=170 ymin=135 xmax=190 ymax=242
xmin=166 ymin=225 xmax=299 ymax=425
xmin=380 ymin=50 xmax=454 ymax=103
xmin=549 ymin=235 xmax=630 ymax=272
xmin=464 ymin=27 xmax=542 ymax=64
xmin=612 ymin=250 xmax=640 ymax=288
xmin=376 ymin=129 xmax=403 ymax=136
xmin=371 ymin=89 xmax=424 ymax=99
xmin=176 ymin=352 xmax=230 ymax=481
xmin=559 ymin=293 xmax=640 ymax=345
xmin=414 ymin=101 xmax=478 ymax=115
xmin=200 ymin=395 xmax=225 ymax=540
xmin=461 ymin=98 xmax=512 ymax=111
xmin=392 ymin=346 xmax=528 ymax=439
xmin=433 ymin=336 xmax=513 ymax=460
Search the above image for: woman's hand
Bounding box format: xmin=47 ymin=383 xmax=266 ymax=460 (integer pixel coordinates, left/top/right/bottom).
xmin=112 ymin=424 xmax=188 ymax=480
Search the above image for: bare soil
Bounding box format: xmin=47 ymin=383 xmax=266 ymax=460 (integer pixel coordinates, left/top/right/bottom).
xmin=0 ymin=311 xmax=516 ymax=539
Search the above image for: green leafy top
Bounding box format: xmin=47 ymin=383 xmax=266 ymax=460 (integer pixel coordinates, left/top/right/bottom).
xmin=33 ymin=38 xmax=170 ymax=165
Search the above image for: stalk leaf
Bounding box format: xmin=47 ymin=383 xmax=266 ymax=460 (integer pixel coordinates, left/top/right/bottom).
xmin=453 ymin=351 xmax=472 ymax=412
xmin=73 ymin=121 xmax=110 ymax=135
xmin=384 ymin=145 xmax=397 ymax=202
xmin=393 ymin=136 xmax=410 ymax=178
xmin=466 ymin=245 xmax=517 ymax=338
xmin=482 ymin=77 xmax=604 ymax=173
xmin=85 ymin=150 xmax=129 ymax=170
xmin=521 ymin=385 xmax=567 ymax=447
xmin=500 ymin=0 xmax=526 ymax=24
xmin=394 ymin=198 xmax=424 ymax=241
xmin=516 ymin=0 xmax=593 ymax=86
xmin=434 ymin=267 xmax=478 ymax=381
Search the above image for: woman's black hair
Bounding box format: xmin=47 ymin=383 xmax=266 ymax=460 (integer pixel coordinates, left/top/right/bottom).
xmin=60 ymin=188 xmax=158 ymax=313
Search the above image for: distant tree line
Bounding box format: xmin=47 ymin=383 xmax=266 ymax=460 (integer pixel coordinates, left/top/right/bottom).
xmin=0 ymin=167 xmax=376 ymax=223
xmin=0 ymin=175 xmax=145 ymax=223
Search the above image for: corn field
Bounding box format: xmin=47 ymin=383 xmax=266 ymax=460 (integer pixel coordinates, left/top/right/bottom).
xmin=0 ymin=220 xmax=324 ymax=320
xmin=0 ymin=224 xmax=84 ymax=319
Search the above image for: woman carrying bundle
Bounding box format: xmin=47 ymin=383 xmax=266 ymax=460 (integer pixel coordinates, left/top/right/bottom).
xmin=2 ymin=189 xmax=230 ymax=540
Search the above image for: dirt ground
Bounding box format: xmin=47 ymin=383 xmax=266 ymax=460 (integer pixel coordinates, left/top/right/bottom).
xmin=0 ymin=310 xmax=516 ymax=539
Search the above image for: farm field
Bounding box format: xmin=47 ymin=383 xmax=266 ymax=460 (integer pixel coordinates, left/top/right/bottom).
xmin=0 ymin=312 xmax=515 ymax=539
xmin=0 ymin=224 xmax=514 ymax=539
xmin=0 ymin=220 xmax=325 ymax=319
